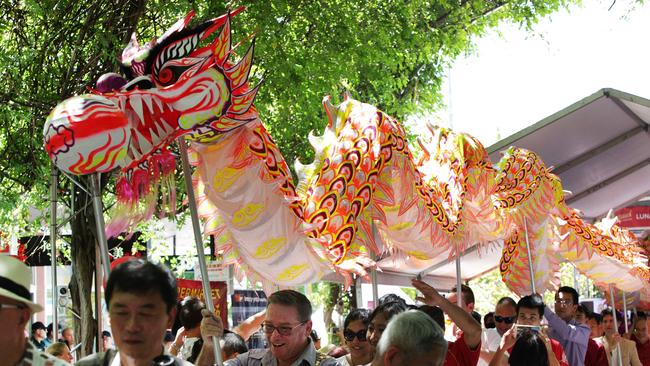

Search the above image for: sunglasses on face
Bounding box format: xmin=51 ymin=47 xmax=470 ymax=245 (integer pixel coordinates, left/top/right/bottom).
xmin=344 ymin=329 xmax=368 ymax=342
xmin=494 ymin=315 xmax=516 ymax=324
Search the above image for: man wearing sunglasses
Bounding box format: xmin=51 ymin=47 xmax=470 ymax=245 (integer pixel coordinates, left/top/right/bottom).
xmin=0 ymin=255 xmax=70 ymax=366
xmin=479 ymin=297 xmax=517 ymax=366
xmin=221 ymin=290 xmax=339 ymax=366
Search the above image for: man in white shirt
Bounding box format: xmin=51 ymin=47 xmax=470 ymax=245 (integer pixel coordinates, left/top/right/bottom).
xmin=479 ymin=297 xmax=517 ymax=366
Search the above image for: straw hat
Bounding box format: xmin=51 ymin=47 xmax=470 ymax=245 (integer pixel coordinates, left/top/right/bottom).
xmin=0 ymin=255 xmax=43 ymax=312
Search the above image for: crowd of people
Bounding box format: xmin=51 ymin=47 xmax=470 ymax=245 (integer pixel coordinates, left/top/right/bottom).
xmin=1 ymin=254 xmax=649 ymax=366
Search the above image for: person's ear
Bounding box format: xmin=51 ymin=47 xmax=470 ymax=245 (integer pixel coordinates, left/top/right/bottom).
xmin=167 ymin=306 xmax=177 ymax=328
xmin=468 ymin=302 xmax=475 ymax=312
xmin=305 ymin=320 xmax=313 ymax=335
xmin=18 ymin=308 xmax=30 ymax=327
xmin=384 ymin=346 xmax=401 ymax=366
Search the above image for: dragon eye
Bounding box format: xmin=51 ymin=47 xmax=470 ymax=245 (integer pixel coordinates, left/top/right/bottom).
xmin=123 ymin=75 xmax=155 ymax=91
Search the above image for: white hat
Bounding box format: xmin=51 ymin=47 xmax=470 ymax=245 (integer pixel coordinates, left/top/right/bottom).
xmin=0 ymin=255 xmax=43 ymax=312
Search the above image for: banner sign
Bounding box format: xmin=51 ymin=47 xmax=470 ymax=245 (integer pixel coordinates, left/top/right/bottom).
xmin=615 ymin=206 xmax=650 ymax=228
xmin=232 ymin=290 xmax=267 ymax=348
xmin=177 ymin=278 xmax=228 ymax=326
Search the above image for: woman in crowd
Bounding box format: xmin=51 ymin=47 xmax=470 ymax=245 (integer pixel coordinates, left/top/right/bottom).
xmin=337 ymin=308 xmax=373 ymax=366
xmin=367 ymin=301 xmax=408 ymax=352
xmin=45 ymin=342 xmax=74 ymax=363
xmin=489 ymin=326 xmax=550 ymax=366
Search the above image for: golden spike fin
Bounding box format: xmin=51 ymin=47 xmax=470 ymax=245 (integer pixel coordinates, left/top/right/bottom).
xmin=229 ymin=82 xmax=261 ymax=115
xmin=213 ymin=13 xmax=232 ymax=66
xmin=226 ymin=38 xmax=255 ymax=90
xmin=322 ymin=96 xmax=336 ymax=128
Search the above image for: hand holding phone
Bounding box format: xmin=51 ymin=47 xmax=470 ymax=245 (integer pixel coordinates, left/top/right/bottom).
xmin=516 ymin=324 xmax=541 ymax=337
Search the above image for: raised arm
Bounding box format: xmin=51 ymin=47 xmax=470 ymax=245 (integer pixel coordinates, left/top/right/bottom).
xmin=543 ymin=307 xmax=590 ymax=345
xmin=488 ymin=326 xmax=516 ymax=366
xmin=232 ymin=309 xmax=266 ymax=341
xmin=412 ymin=278 xmax=482 ymax=349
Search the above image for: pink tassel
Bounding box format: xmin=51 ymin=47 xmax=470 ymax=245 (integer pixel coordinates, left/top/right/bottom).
xmin=159 ymin=149 xmax=176 ymax=175
xmin=131 ymin=168 xmax=150 ymax=201
xmin=116 ymin=175 xmax=135 ymax=204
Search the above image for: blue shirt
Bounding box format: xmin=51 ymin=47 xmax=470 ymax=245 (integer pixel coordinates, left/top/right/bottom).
xmin=544 ymin=307 xmax=590 ymax=366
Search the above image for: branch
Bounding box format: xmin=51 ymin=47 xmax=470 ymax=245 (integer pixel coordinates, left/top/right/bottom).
xmin=0 ymin=93 xmax=51 ymax=110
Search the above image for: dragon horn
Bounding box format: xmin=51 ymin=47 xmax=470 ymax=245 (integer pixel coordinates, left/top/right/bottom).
xmin=322 ymin=96 xmax=336 ymax=128
xmin=158 ymin=10 xmax=197 ymax=43
xmin=226 ymin=37 xmax=256 ymax=90
xmin=213 ymin=11 xmax=232 ymax=66
xmin=229 ymin=82 xmax=262 ymax=115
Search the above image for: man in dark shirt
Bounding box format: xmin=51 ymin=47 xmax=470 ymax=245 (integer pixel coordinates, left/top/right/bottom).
xmin=30 ymin=322 xmax=48 ymax=351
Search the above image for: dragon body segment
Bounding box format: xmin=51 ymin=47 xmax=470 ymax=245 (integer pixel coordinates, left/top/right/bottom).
xmin=42 ymin=10 xmax=648 ymax=291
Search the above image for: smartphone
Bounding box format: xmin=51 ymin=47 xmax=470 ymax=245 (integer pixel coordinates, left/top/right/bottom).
xmin=516 ymin=324 xmax=541 ymax=336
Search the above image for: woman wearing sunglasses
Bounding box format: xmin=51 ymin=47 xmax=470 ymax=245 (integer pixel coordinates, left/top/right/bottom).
xmin=337 ymin=308 xmax=373 ymax=366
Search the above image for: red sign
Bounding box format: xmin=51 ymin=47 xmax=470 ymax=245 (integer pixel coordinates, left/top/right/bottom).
xmin=615 ymin=206 xmax=650 ymax=228
xmin=177 ymin=278 xmax=228 ymax=326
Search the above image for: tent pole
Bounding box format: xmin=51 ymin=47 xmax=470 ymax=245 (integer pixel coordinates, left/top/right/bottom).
xmin=178 ymin=138 xmax=223 ymax=366
xmin=572 ymin=266 xmax=578 ymax=295
xmin=50 ymin=166 xmax=59 ymax=341
xmin=455 ymin=243 xmax=462 ymax=307
xmin=90 ymin=173 xmax=110 ymax=353
xmin=622 ymin=292 xmax=628 ymax=333
xmin=370 ymin=259 xmax=379 ymax=307
xmin=90 ymin=174 xmax=111 ymax=279
xmin=370 ymin=223 xmax=379 ymax=307
xmin=609 ymin=285 xmax=623 ymax=366
xmin=94 ymin=245 xmax=103 ymax=352
xmin=523 ymin=217 xmax=536 ymax=294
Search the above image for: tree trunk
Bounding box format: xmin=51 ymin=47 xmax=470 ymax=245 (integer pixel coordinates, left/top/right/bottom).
xmin=322 ymin=282 xmax=341 ymax=344
xmin=69 ymin=175 xmax=98 ymax=357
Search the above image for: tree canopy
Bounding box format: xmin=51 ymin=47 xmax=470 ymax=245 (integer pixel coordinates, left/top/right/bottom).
xmin=0 ymin=0 xmax=575 ymax=230
xmin=1 ymin=0 xmax=579 ymax=355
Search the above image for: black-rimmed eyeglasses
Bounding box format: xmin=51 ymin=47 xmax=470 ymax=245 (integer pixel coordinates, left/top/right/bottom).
xmin=261 ymin=321 xmax=307 ymax=336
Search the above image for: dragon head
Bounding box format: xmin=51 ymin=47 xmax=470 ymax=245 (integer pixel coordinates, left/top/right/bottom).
xmin=43 ymin=7 xmax=259 ymax=184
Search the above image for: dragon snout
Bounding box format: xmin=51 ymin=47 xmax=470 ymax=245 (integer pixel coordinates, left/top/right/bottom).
xmin=43 ymin=94 xmax=130 ymax=175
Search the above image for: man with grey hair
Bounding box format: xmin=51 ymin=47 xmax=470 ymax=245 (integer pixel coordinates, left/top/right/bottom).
xmin=372 ymin=310 xmax=448 ymax=366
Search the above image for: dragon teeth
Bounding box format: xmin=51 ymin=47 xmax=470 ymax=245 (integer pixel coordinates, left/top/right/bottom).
xmin=135 ymin=129 xmax=153 ymax=153
xmin=143 ymin=94 xmax=154 ymax=115
xmin=130 ymin=94 xmax=145 ymax=125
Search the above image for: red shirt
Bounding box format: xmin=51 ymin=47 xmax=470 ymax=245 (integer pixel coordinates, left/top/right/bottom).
xmin=445 ymin=333 xmax=481 ymax=366
xmin=583 ymin=338 xmax=608 ymax=366
xmin=550 ymin=339 xmax=570 ymax=366
xmin=632 ymin=334 xmax=650 ymax=366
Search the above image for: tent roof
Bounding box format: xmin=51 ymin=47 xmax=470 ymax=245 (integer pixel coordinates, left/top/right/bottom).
xmin=364 ymin=88 xmax=650 ymax=287
xmin=488 ymin=88 xmax=650 ymax=221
